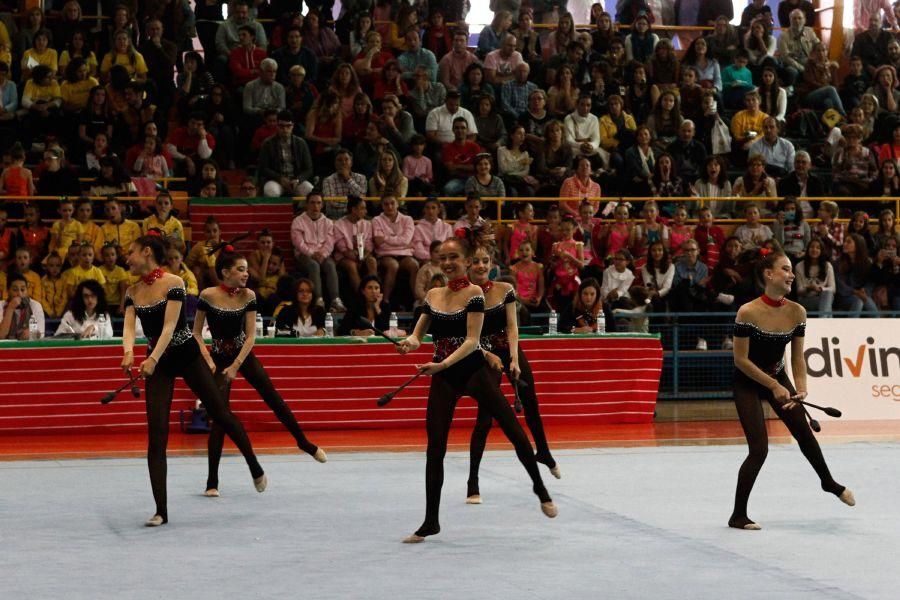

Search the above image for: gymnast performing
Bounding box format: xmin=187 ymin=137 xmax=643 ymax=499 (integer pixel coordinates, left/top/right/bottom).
xmin=466 ymin=243 xmax=559 ymax=505
xmin=120 ymin=231 xmax=266 ymax=526
xmin=395 ymin=236 xmax=557 ymax=543
xmin=192 ymin=243 xmax=326 ymax=498
xmin=729 ymin=249 xmax=855 ymax=530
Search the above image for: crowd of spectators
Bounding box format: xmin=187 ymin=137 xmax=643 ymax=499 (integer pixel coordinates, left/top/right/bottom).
xmin=1 ymin=1 xmax=900 ymax=343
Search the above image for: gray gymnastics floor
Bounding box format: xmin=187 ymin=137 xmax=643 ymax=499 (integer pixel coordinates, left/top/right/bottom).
xmin=2 ymin=442 xmax=897 ymax=600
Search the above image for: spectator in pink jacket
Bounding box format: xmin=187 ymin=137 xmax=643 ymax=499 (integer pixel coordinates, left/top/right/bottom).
xmin=290 ymin=191 xmax=346 ymax=312
xmin=372 ymin=195 xmax=418 ymax=304
xmin=333 ymin=195 xmax=378 ymax=293
xmin=412 ymin=197 xmax=453 ymax=261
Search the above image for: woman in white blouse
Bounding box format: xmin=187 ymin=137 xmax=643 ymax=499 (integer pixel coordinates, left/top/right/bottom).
xmin=55 ymin=280 xmax=113 ymax=339
xmin=498 ymin=124 xmax=539 ymax=197
xmin=273 ymin=278 xmax=325 ymax=337
xmin=641 ymin=241 xmax=675 ymax=311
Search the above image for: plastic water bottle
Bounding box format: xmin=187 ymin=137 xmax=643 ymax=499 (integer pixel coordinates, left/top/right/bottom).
xmin=324 ymin=312 xmax=334 ymax=337
xmin=547 ymin=310 xmax=558 ymax=335
xmin=389 ymin=312 xmax=398 ymax=334
xmin=28 ymin=314 xmax=39 ymax=340
xmin=596 ymin=311 xmax=606 ymax=334
xmin=255 ymin=313 xmax=265 ymax=339
xmin=97 ymin=313 xmax=108 ymax=340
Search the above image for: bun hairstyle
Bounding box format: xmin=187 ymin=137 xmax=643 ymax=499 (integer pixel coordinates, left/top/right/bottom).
xmin=211 ymin=231 xmax=253 ymax=279
xmin=453 ymin=222 xmax=496 ymax=257
xmin=755 ymin=247 xmax=787 ymax=279
xmin=136 ymin=229 xmax=168 ymax=264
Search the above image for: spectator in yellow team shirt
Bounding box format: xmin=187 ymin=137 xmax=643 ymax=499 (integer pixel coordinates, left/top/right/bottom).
xmin=41 ymin=254 xmax=68 ymax=319
xmin=75 ymin=198 xmax=104 ymax=257
xmin=186 ymin=215 xmax=223 ymax=288
xmin=12 ymin=247 xmax=43 ymax=305
xmin=100 ymin=197 xmax=141 ymax=257
xmin=142 ymin=191 xmax=185 ymax=251
xmin=164 ymin=245 xmax=199 ymax=315
xmin=98 ymin=243 xmax=129 ymax=315
xmin=61 ymin=244 xmax=106 ymax=301
xmin=48 ymin=198 xmax=84 ymax=259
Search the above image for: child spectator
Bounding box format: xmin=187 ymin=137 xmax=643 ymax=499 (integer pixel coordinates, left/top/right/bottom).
xmin=734 ymin=203 xmax=774 ymax=252
xmin=402 ymin=134 xmax=434 ymax=196
xmin=693 ymin=207 xmax=726 ymax=270
xmin=40 ymin=253 xmax=67 ymax=319
xmin=507 ymin=202 xmax=539 ymax=266
xmin=414 ymin=240 xmax=443 ymax=306
xmin=412 ymin=197 xmax=453 ymax=262
xmin=0 ymin=143 xmax=35 ymax=197
xmin=251 ymin=109 xmax=279 ymax=151
xmin=510 ymin=240 xmax=545 ymax=312
xmin=773 ymin=197 xmax=812 ymax=262
xmin=99 ymin=197 xmax=142 ymax=258
xmin=247 ymin=229 xmax=282 ymax=288
xmin=537 ymin=204 xmax=563 ymax=263
xmin=75 ymin=198 xmax=103 ymax=257
xmin=163 ymin=245 xmax=199 ymax=314
xmin=12 ymin=247 xmax=42 ymax=305
xmin=0 ymin=273 xmax=45 ymax=340
xmin=55 ymin=279 xmax=113 ymax=339
xmin=142 ymin=192 xmax=184 ymax=250
xmin=668 ymin=204 xmax=695 ymax=257
xmin=186 ymin=215 xmax=222 ymax=288
xmin=549 ymin=216 xmax=585 ymax=309
xmin=98 ymin=243 xmax=129 ymax=314
xmin=48 ymin=198 xmax=84 ymax=260
xmin=812 ymin=200 xmax=844 ymax=262
xmin=255 ymin=248 xmax=284 ymax=308
xmin=62 ymin=243 xmax=105 ymax=301
xmin=631 ymin=200 xmax=669 ymax=260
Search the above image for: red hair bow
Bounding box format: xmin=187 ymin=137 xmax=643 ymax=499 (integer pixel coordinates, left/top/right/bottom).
xmin=224 ymin=244 xmax=234 ymax=252
xmin=759 ymin=248 xmax=772 ymax=257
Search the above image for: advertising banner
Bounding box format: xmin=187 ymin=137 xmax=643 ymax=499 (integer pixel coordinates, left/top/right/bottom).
xmin=791 ymin=319 xmax=900 ymax=420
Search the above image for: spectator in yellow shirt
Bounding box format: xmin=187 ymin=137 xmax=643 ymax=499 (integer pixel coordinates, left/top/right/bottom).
xmin=164 ymin=245 xmax=199 ymax=297
xmin=98 ymin=243 xmax=129 ymax=314
xmin=186 ymin=215 xmax=223 ymax=288
xmin=100 ymin=197 xmax=142 ymax=257
xmin=60 ymin=57 xmax=99 ymax=113
xmin=13 ymin=247 xmax=43 ymax=305
xmin=49 ymin=198 xmax=84 ymax=259
xmin=62 ymin=244 xmax=106 ymax=302
xmin=40 ymin=252 xmax=68 ymax=318
xmin=58 ymin=31 xmax=99 ymax=78
xmin=99 ymin=30 xmax=148 ymax=82
xmin=730 ymin=90 xmax=769 ymax=163
xmin=142 ymin=192 xmax=185 ymax=251
xmin=256 ymin=248 xmax=284 ymax=301
xmin=75 ymin=197 xmax=104 ymax=257
xmin=21 ymin=28 xmax=58 ymax=80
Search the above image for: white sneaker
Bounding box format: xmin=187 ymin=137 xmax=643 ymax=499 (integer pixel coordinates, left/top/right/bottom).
xmin=696 ymin=338 xmax=708 ymax=351
xmin=722 ymin=336 xmax=734 ymax=350
xmin=330 ymin=297 xmax=347 ymax=312
xmin=716 ymin=293 xmax=735 ymax=306
xmin=315 ymin=297 xmax=325 ymax=308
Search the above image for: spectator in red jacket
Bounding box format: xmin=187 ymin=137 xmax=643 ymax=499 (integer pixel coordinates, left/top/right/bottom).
xmin=167 ymin=112 xmax=215 ymax=176
xmin=228 ymin=25 xmax=267 ymax=87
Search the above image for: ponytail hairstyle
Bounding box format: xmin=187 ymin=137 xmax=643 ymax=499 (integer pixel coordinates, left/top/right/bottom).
xmin=211 ymin=231 xmax=253 ymax=279
xmin=135 ymin=228 xmax=167 ymax=264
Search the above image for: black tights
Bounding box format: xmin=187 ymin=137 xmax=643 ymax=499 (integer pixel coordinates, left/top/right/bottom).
xmin=207 ymin=352 xmax=318 ymax=491
xmin=416 ymin=364 xmax=550 ymax=538
xmin=730 ymin=371 xmax=844 ymax=527
xmin=468 ymin=349 xmax=555 ymax=497
xmin=145 ymin=356 xmax=263 ymax=521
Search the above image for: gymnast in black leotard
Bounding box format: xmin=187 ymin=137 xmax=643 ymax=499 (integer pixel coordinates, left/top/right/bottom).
xmin=730 ymin=249 xmax=855 ymax=531
xmin=396 ymin=237 xmax=557 ymax=543
xmin=466 ymin=245 xmax=559 ymax=505
xmin=121 ymin=232 xmax=265 ymax=527
xmin=193 ymin=247 xmax=326 ymax=498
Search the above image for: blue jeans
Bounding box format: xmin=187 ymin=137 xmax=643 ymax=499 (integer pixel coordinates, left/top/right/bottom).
xmin=803 ymin=86 xmax=846 ymax=115
xmin=798 ymin=290 xmax=834 ymax=318
xmin=443 ymin=178 xmax=467 ymax=196
xmin=837 ymin=292 xmax=879 ymax=317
